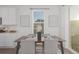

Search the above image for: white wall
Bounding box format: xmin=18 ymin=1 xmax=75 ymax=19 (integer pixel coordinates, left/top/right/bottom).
xmin=44 ymin=6 xmax=61 ymax=36
xmin=0 ymin=5 xmax=70 ymax=48
xmin=60 ymin=6 xmax=70 ymax=48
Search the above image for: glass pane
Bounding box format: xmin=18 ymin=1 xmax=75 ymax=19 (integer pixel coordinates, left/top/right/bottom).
xmin=70 ymin=6 xmax=79 ymax=53
xmin=34 ymin=23 xmax=44 ymax=34
xmin=33 ymin=11 xmax=44 ymax=22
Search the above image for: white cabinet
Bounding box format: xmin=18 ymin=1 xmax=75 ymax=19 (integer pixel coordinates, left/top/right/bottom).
xmin=2 ymin=8 xmax=8 ymax=25
xmin=0 ymin=34 xmax=8 ymax=47
xmin=44 ymin=8 xmax=60 ymax=36
xmin=8 ymin=8 xmax=16 ymax=25
xmin=0 ymin=33 xmax=17 ymax=48
xmin=20 ymin=15 xmax=30 ymax=27
xmin=6 ymin=33 xmax=17 ymax=47
xmin=2 ymin=8 xmax=16 ymax=25
xmin=0 ymin=8 xmax=2 ymax=17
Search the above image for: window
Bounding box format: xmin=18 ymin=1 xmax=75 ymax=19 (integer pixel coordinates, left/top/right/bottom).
xmin=34 ymin=23 xmax=44 ymax=34
xmin=33 ymin=10 xmax=44 ymax=22
xmin=32 ymin=10 xmax=44 ymax=34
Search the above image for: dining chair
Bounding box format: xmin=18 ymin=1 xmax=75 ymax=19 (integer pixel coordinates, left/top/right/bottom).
xmin=19 ymin=39 xmax=35 ymax=54
xmin=44 ymin=38 xmax=58 ymax=54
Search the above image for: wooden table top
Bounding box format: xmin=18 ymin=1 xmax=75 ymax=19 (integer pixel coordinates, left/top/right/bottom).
xmin=15 ymin=35 xmax=65 ymax=42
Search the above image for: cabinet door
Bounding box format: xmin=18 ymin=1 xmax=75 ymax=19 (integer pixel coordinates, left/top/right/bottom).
xmin=0 ymin=34 xmax=7 ymax=47
xmin=2 ymin=8 xmax=9 ymax=25
xmin=6 ymin=33 xmax=17 ymax=47
xmin=44 ymin=9 xmax=60 ymax=36
xmin=2 ymin=8 xmax=16 ymax=25
xmin=20 ymin=15 xmax=30 ymax=27
xmin=0 ymin=8 xmax=2 ymax=17
xmin=8 ymin=8 xmax=16 ymax=25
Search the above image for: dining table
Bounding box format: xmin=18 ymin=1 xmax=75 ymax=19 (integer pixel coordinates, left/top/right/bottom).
xmin=15 ymin=34 xmax=65 ymax=54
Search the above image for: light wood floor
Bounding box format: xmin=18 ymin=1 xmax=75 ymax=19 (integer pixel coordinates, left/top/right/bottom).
xmin=0 ymin=48 xmax=16 ymax=54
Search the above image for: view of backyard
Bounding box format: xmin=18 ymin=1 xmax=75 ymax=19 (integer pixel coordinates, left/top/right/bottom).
xmin=71 ymin=20 xmax=79 ymax=53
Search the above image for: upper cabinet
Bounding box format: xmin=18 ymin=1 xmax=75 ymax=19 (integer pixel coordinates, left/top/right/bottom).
xmin=1 ymin=7 xmax=16 ymax=25
xmin=8 ymin=8 xmax=16 ymax=25
xmin=2 ymin=8 xmax=8 ymax=25
xmin=20 ymin=15 xmax=31 ymax=27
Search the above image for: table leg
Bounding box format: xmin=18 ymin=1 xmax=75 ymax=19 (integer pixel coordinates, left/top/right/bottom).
xmin=59 ymin=41 xmax=64 ymax=54
xmin=16 ymin=42 xmax=20 ymax=54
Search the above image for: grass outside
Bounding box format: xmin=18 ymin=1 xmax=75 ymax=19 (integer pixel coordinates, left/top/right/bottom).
xmin=71 ymin=35 xmax=79 ymax=53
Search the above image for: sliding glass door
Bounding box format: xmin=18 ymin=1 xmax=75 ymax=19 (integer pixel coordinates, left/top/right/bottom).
xmin=70 ymin=6 xmax=79 ymax=53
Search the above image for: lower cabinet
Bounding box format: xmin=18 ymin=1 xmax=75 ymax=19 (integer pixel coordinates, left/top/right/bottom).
xmin=0 ymin=34 xmax=7 ymax=47
xmin=0 ymin=33 xmax=17 ymax=48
